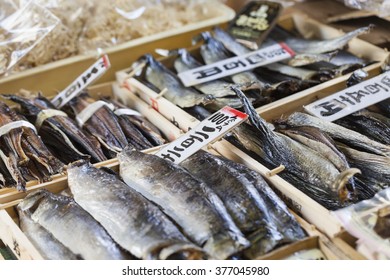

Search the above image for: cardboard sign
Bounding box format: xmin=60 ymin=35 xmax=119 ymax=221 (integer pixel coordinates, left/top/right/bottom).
xmin=155 ymin=106 xmax=247 ymax=164
xmin=304 ymin=72 xmax=390 ymax=122
xmin=51 ymin=55 xmax=110 ymax=108
xmin=178 ymin=43 xmax=294 ymax=87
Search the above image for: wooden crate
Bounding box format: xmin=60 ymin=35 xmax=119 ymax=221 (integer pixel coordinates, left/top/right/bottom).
xmin=0 ymin=146 xmax=352 ymax=260
xmin=115 ymin=13 xmax=388 ymax=239
xmin=0 ymin=4 xmax=235 ymax=95
xmin=0 ymin=82 xmax=181 ymax=204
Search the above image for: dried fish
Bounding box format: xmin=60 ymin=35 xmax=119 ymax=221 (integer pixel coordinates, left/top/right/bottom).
xmin=141 ymin=54 xmax=214 ymax=108
xmin=173 ymin=48 xmax=236 ymax=98
xmin=182 ymin=150 xmax=306 ymax=258
xmin=106 ymin=98 xmax=165 ymax=147
xmin=231 ymin=88 xmax=359 ymax=210
xmin=3 ymin=94 xmax=107 ymax=163
xmin=196 ymin=32 xmax=268 ymax=92
xmin=270 ymin=25 xmax=373 ymax=54
xmin=68 ymin=161 xmax=204 ymax=260
xmin=277 ymin=126 xmax=351 ymax=173
xmin=119 ymin=148 xmax=250 ymax=259
xmin=17 ymin=205 xmax=79 ymax=260
xmin=283 ymin=112 xmax=390 ymax=157
xmin=18 ymin=189 xmax=129 ymax=260
xmin=66 ymin=93 xmax=128 ymax=158
xmin=337 ymin=143 xmax=390 ymax=194
xmin=335 ymin=110 xmax=390 ymax=145
xmin=0 ymin=101 xmax=63 ymax=191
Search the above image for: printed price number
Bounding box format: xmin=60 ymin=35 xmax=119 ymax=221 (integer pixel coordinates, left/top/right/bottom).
xmin=215 ymin=266 xmax=269 ymax=276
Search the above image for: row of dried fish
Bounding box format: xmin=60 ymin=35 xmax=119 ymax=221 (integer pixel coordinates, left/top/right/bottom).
xmin=0 ymin=92 xmax=166 ymax=191
xmin=231 ymin=88 xmax=390 ymax=210
xmin=17 ymin=148 xmax=306 ymax=260
xmin=129 ymin=24 xmax=372 ymax=120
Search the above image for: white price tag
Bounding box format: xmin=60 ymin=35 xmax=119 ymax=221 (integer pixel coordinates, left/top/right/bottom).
xmin=155 ymin=106 xmax=248 ymax=164
xmin=178 ymin=43 xmax=294 ymax=87
xmin=305 ymin=72 xmax=390 ymax=122
xmin=51 ymin=55 xmax=111 ymax=108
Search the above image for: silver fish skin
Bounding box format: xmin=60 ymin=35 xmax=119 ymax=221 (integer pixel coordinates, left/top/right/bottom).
xmin=67 ymin=161 xmax=204 ymax=260
xmin=272 ymin=25 xmax=373 ymax=54
xmin=285 ymin=112 xmax=390 ymax=157
xmin=182 ymin=150 xmax=306 ymax=258
xmin=19 ymin=189 xmax=129 ymax=260
xmin=17 ymin=208 xmax=78 ymax=260
xmin=174 ymin=49 xmax=236 ymax=98
xmin=198 ymin=32 xmax=268 ymax=91
xmin=119 ymin=148 xmax=250 ymax=259
xmin=213 ymin=27 xmax=334 ymax=69
xmin=143 ymin=54 xmax=213 ymax=108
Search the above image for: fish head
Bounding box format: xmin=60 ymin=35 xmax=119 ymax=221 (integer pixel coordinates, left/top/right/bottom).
xmin=201 ymin=94 xmax=216 ymax=106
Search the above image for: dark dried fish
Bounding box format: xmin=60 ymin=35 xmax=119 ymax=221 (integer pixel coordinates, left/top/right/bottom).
xmin=231 ymin=87 xmax=358 ymax=210
xmin=182 ymin=150 xmax=306 ymax=258
xmin=0 ymin=102 xmax=63 ymax=191
xmin=141 ymin=54 xmax=214 ymax=108
xmin=283 ymin=112 xmax=390 ymax=157
xmin=336 ymin=110 xmax=390 ymax=145
xmin=119 ymin=148 xmax=250 ymax=259
xmin=67 ymin=93 xmax=128 ymax=158
xmin=3 ymin=94 xmax=107 ymax=163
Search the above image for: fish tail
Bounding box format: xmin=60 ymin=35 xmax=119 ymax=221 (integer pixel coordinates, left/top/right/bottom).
xmin=204 ymin=231 xmax=249 ymax=260
xmin=333 ymin=168 xmax=361 ymax=203
xmin=157 ymin=243 xmax=207 ymax=260
xmin=243 ymin=226 xmax=284 ymax=259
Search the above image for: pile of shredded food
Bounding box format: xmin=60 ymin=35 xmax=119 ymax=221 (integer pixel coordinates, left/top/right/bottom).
xmin=12 ymin=0 xmax=224 ymax=72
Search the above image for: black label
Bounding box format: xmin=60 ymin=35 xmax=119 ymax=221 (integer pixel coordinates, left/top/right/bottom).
xmin=228 ymin=1 xmax=282 ymax=45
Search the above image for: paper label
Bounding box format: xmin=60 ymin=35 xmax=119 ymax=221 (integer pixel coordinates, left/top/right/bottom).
xmin=114 ymin=108 xmax=142 ymax=117
xmin=304 ymin=72 xmax=390 ymax=122
xmin=155 ymin=106 xmax=247 ymax=164
xmin=75 ymin=100 xmax=115 ymax=127
xmin=0 ymin=121 xmax=37 ymax=137
xmin=51 ymin=55 xmax=111 ymax=108
xmin=178 ymin=43 xmax=294 ymax=87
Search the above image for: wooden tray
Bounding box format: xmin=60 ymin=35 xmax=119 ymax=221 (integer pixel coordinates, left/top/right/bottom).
xmin=0 ymin=82 xmax=180 ymax=204
xmin=0 ymin=4 xmax=235 ymax=95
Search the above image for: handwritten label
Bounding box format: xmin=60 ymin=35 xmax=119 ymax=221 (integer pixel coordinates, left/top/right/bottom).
xmin=228 ymin=1 xmax=282 ymax=45
xmin=51 ymin=55 xmax=111 ymax=108
xmin=155 ymin=106 xmax=247 ymax=164
xmin=178 ymin=43 xmax=294 ymax=87
xmin=304 ymin=72 xmax=390 ymax=122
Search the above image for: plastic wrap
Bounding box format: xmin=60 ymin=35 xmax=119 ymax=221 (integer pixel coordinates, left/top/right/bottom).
xmin=0 ymin=1 xmax=59 ymax=75
xmin=333 ymin=188 xmax=390 ymax=259
xmin=8 ymin=0 xmax=226 ymax=72
xmin=342 ymin=0 xmax=390 ymax=17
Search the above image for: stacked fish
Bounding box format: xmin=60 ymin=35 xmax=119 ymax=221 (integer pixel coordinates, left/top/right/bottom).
xmin=130 ymin=24 xmax=372 ymax=120
xmin=0 ymin=92 xmax=166 ymax=190
xmin=17 ymin=148 xmax=306 ymax=260
xmin=231 ymin=87 xmax=390 ymax=211
xmin=0 ymin=101 xmax=63 ymax=191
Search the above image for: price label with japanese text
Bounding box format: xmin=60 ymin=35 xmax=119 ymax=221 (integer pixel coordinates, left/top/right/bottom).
xmin=155 ymin=106 xmax=248 ymax=164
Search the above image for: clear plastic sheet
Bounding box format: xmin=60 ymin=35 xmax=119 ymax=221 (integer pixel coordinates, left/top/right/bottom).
xmin=342 ymin=0 xmax=390 ymax=17
xmin=0 ymin=1 xmax=59 ymax=75
xmin=7 ymin=0 xmax=225 ymax=72
xmin=333 ymin=188 xmax=390 ymax=259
